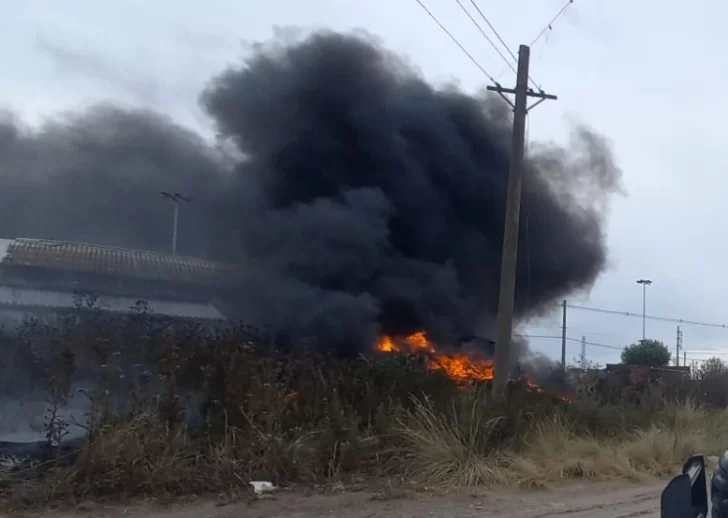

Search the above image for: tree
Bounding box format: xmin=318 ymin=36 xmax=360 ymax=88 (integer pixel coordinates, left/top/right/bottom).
xmin=621 ymin=339 xmax=671 ymax=367
xmin=696 ymin=356 xmax=728 ymax=407
xmin=698 ymin=356 xmax=728 ymax=379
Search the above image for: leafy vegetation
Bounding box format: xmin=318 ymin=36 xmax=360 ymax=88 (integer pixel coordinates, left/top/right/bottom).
xmin=621 ymin=339 xmax=671 ymax=367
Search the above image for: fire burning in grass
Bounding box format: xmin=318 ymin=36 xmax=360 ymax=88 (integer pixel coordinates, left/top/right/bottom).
xmin=375 ymin=331 xmax=494 ymax=383
xmin=375 ymin=331 xmax=549 ymax=394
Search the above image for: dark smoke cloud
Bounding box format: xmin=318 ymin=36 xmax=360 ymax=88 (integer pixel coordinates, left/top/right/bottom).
xmin=200 ymin=30 xmax=622 ymax=350
xmin=0 ymin=107 xmax=226 ymax=257
xmin=0 ymin=29 xmax=622 ymax=354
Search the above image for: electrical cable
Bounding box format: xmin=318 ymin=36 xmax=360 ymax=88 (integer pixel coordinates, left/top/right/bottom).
xmin=529 ymin=0 xmax=575 ymax=47
xmin=523 ymin=334 xmax=622 ymax=351
xmin=523 ymin=112 xmax=531 ymax=310
xmin=453 ymin=0 xmax=517 ymax=77
xmin=566 ymin=304 xmax=728 ymax=330
xmin=466 ymin=0 xmax=542 ymax=90
xmin=413 ymin=0 xmax=500 ymax=83
xmin=468 ymin=0 xmax=518 ymax=63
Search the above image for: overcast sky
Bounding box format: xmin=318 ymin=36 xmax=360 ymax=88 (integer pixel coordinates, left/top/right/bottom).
xmin=3 ymin=0 xmax=727 ymax=367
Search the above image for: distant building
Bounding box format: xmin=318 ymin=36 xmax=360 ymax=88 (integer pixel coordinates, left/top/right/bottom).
xmin=604 ymin=363 xmax=691 ymax=388
xmin=0 ymin=237 xmax=244 ymax=324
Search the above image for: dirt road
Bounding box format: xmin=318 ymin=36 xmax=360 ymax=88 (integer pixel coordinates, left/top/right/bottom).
xmin=40 ymin=480 xmax=668 ymax=518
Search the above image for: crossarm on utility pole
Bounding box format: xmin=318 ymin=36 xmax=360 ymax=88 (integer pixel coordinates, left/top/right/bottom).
xmin=485 ymin=86 xmax=557 ymax=113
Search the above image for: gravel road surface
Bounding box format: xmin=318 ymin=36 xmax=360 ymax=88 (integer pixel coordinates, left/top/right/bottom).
xmin=39 ymin=480 xmax=669 ymax=518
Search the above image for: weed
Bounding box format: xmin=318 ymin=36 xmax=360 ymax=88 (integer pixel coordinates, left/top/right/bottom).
xmin=0 ymin=312 xmax=726 ymax=508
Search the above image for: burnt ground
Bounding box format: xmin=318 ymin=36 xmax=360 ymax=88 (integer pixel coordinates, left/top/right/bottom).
xmin=26 ymin=480 xmax=666 ymax=518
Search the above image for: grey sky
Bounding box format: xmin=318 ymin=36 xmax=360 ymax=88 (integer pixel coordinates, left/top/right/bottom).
xmin=2 ymin=0 xmax=725 ymax=366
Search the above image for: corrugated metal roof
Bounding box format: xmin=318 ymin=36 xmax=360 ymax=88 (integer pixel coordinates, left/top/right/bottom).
xmin=0 ymin=237 xmax=242 ymax=286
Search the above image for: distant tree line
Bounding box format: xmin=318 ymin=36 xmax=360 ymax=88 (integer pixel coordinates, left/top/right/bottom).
xmin=620 ymin=338 xmax=728 ymax=379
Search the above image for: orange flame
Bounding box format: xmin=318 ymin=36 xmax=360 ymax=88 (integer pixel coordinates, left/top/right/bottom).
xmin=375 ymin=331 xmax=494 ymax=382
xmin=377 ymin=335 xmax=398 ymax=352
xmin=374 ymin=331 xmax=571 ymax=403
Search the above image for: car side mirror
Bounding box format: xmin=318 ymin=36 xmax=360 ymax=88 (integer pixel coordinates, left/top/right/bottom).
xmin=661 ymin=454 xmax=708 ymax=518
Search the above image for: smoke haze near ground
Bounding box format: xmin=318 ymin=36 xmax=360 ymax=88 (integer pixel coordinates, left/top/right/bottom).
xmin=0 ymin=29 xmax=622 ymax=354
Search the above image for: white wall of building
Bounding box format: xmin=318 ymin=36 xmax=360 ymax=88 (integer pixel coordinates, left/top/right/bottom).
xmin=0 ymin=285 xmax=225 ymax=321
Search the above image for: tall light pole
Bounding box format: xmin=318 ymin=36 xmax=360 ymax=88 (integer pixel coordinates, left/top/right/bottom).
xmin=160 ymin=192 xmax=191 ymax=256
xmin=636 ymin=279 xmax=652 ymax=342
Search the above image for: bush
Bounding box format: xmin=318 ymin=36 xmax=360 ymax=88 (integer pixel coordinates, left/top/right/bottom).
xmin=1 ymin=310 xmax=727 ymax=508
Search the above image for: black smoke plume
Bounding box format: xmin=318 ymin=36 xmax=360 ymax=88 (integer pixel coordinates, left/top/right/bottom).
xmin=0 ymin=30 xmax=622 ymax=354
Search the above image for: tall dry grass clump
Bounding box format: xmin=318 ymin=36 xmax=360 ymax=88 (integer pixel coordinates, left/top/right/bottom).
xmin=397 ymin=393 xmax=728 ymax=487
xmin=0 ymin=308 xmax=727 ymax=507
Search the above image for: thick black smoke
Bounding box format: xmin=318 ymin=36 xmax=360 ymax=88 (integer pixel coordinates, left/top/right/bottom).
xmin=0 ymin=107 xmax=231 ymax=258
xmin=0 ymin=30 xmax=621 ymax=353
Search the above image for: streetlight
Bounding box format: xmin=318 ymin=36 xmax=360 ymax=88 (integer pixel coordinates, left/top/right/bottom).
xmin=636 ymin=279 xmax=653 ymax=342
xmin=160 ymin=192 xmax=191 ymax=256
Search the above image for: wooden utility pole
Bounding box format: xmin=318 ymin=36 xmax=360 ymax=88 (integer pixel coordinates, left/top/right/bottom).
xmin=561 ymin=300 xmax=567 ymax=371
xmin=488 ymin=45 xmax=557 ymax=393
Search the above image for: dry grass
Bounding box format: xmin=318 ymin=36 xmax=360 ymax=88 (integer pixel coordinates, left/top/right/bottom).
xmin=0 ymin=313 xmax=725 ymax=508
xmin=397 ymin=396 xmax=728 ymax=488
xmin=5 ymin=388 xmax=723 ymax=508
xmin=396 ymin=391 xmax=512 ymax=486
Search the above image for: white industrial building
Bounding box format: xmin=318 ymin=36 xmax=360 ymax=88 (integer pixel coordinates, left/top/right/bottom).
xmin=0 ymin=237 xmax=243 ymax=324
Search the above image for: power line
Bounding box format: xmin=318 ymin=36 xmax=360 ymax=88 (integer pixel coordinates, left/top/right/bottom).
xmin=413 ymin=0 xmax=499 ymax=83
xmin=524 ymin=334 xmax=622 ymax=351
xmin=523 ymin=324 xmax=613 ymax=335
xmin=523 ymin=112 xmax=532 ymax=311
xmin=578 ymin=337 xmax=622 ymax=351
xmin=465 ymin=0 xmax=542 ymax=90
xmin=454 ymin=0 xmax=516 ymax=76
xmin=533 ymin=23 xmax=553 ymax=69
xmin=468 ymin=0 xmax=518 ymax=63
xmin=526 ymin=335 xmax=728 ymax=364
xmin=567 ymin=303 xmax=728 ymax=330
xmin=529 ymin=0 xmax=575 ymax=47
xmin=686 ymin=350 xmax=728 ymax=357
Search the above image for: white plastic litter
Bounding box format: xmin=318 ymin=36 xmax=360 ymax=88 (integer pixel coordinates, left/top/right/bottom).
xmin=250 ymin=481 xmax=278 ymax=495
